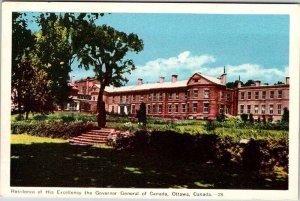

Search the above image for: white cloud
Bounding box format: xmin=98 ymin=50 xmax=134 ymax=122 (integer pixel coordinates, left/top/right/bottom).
xmin=126 ymin=51 xmax=288 ymax=85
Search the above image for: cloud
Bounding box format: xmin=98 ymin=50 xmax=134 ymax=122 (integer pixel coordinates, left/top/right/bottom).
xmin=126 ymin=51 xmax=288 ymax=85
xmin=127 ymin=51 xmax=216 ymax=84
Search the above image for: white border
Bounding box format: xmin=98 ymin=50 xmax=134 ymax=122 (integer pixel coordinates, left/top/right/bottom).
xmin=1 ymin=2 xmax=299 ymax=200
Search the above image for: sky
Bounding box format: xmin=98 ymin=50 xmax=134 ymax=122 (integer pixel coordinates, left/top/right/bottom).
xmin=26 ymin=13 xmax=289 ymax=85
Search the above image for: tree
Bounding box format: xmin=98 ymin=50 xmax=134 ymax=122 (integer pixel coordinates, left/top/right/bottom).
xmin=35 ymin=13 xmax=104 ymax=107
xmin=240 ymin=114 xmax=248 ymax=123
xmin=12 ymin=13 xmax=54 ymax=119
xmin=12 ymin=53 xmax=54 ymax=119
xmin=242 ymin=80 xmax=255 ymax=87
xmin=226 ymin=80 xmax=243 ymax=89
xmin=78 ymin=25 xmax=143 ymax=127
xmin=249 ymin=114 xmax=254 ymax=124
xmin=274 ymin=81 xmax=284 ymax=85
xmin=137 ymin=102 xmax=147 ymax=127
xmin=281 ymin=107 xmax=289 ymax=123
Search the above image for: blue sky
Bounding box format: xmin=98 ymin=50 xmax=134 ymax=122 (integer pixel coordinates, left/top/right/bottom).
xmin=26 ymin=13 xmax=289 ymax=85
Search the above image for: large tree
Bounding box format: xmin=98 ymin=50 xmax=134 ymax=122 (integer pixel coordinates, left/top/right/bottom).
xmin=12 ymin=13 xmax=53 ymax=118
xmin=78 ymin=25 xmax=143 ymax=127
xmin=35 ymin=13 xmax=104 ymax=107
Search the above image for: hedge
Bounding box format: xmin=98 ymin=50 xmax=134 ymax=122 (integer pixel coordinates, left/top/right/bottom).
xmin=113 ymin=130 xmax=288 ymax=172
xmin=11 ymin=121 xmax=97 ymax=139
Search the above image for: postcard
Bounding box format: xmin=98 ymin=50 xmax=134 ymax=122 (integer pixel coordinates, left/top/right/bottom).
xmin=1 ymin=2 xmax=299 ymax=200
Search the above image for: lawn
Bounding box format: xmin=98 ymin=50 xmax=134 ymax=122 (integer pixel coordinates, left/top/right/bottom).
xmin=11 ymin=134 xmax=287 ymax=189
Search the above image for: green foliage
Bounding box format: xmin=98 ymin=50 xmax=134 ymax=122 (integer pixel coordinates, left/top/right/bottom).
xmin=240 ymin=114 xmax=248 ymax=123
xmin=114 ymin=130 xmax=288 ymax=172
xmin=249 ymin=114 xmax=254 ymax=124
xmin=76 ymin=24 xmax=144 ymax=127
xmin=216 ymin=114 xmax=226 ymax=122
xmin=136 ymin=102 xmax=147 ymax=127
xmin=242 ymin=79 xmax=255 ymax=87
xmin=11 ymin=121 xmax=96 ymax=139
xmin=226 ymin=80 xmax=242 ymax=89
xmin=205 ymin=120 xmax=218 ymax=131
xmin=281 ymin=107 xmax=289 ymax=123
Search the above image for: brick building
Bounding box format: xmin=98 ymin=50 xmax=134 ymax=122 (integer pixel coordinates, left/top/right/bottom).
xmin=65 ymin=70 xmax=289 ymax=122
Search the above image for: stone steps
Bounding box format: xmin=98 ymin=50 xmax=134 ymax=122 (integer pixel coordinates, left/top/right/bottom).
xmin=69 ymin=128 xmax=116 ymax=146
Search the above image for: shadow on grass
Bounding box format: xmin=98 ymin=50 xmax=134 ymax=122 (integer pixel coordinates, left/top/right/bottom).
xmin=11 ymin=142 xmax=287 ymax=189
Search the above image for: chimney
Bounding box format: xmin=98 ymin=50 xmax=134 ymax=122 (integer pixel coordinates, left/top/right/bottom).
xmin=237 ymin=81 xmax=241 ymax=88
xmin=255 ymin=80 xmax=261 ymax=87
xmin=138 ymin=78 xmax=143 ymax=85
xmin=171 ymin=74 xmax=178 ymax=83
xmin=160 ymin=76 xmax=165 ymax=84
xmin=220 ymin=74 xmax=226 ymax=85
xmin=219 ymin=66 xmax=227 ymax=85
xmin=286 ymin=77 xmax=290 ymax=85
xmin=71 ymin=76 xmax=75 ymax=84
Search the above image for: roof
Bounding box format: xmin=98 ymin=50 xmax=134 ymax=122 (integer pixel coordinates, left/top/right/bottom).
xmin=95 ymin=80 xmax=188 ymax=93
xmin=93 ymin=73 xmax=223 ymax=93
xmin=201 ymin=74 xmax=223 ymax=85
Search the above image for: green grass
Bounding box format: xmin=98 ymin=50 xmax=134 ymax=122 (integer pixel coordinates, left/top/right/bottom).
xmin=11 ymin=134 xmax=67 ymax=144
xmin=11 ymin=134 xmax=287 ymax=189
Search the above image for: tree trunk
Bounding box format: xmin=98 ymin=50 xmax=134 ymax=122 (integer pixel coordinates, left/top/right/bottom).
xmin=97 ymin=87 xmax=106 ymax=128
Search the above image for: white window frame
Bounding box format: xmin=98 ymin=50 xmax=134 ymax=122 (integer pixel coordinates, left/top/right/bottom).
xmin=269 ymin=104 xmax=274 ymax=114
xmin=277 ymin=104 xmax=282 ymax=115
xmin=204 ymin=89 xmax=209 ymax=99
xmin=203 ymin=103 xmax=209 ymax=114
xmin=181 ymin=103 xmax=186 ymax=113
xmin=168 ymin=104 xmax=172 ymax=113
xmin=158 ymin=104 xmax=162 ymax=113
xmin=240 ymin=104 xmax=244 ymax=114
xmin=193 ymin=89 xmax=198 ymax=98
xmin=175 ymin=103 xmax=179 ymax=113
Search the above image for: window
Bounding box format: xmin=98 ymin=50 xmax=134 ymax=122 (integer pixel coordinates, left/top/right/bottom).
xmin=69 ymin=102 xmax=77 ymax=110
xmin=158 ymin=104 xmax=162 ymax=113
xmin=182 ymin=104 xmax=186 ymax=113
xmin=270 ymin=91 xmax=274 ymax=99
xmin=261 ymin=104 xmax=265 ymax=114
xmin=254 ymin=105 xmax=259 ymax=114
xmin=255 ymin=91 xmax=259 ymax=99
xmin=112 ymin=96 xmax=115 ymax=103
xmin=193 ymin=89 xmax=198 ymax=98
xmin=185 ymin=91 xmax=189 ymax=99
xmin=131 ymin=104 xmax=136 ymax=113
xmin=175 ymin=92 xmax=179 ymax=100
xmin=269 ymin=104 xmax=273 ymax=114
xmin=125 ymin=96 xmax=129 ymax=103
xmin=203 ymin=103 xmax=209 ymax=113
xmin=220 ymin=91 xmax=224 ymax=99
xmin=240 ymin=105 xmax=244 ymax=114
xmin=193 ymin=103 xmax=198 ymax=113
xmin=175 ymin=104 xmax=179 ymax=113
xmin=120 ymin=96 xmax=123 ymax=103
xmin=152 ymin=93 xmax=156 ymax=101
xmin=187 ymin=103 xmax=189 ymax=113
xmin=226 ymin=94 xmax=230 ymax=101
xmin=204 ymin=89 xmax=209 ymax=99
xmin=140 ymin=95 xmax=144 ymax=102
xmin=147 ymin=104 xmax=150 ymax=114
xmin=152 ymin=104 xmax=156 ymax=113
xmin=247 ymin=105 xmax=251 ymax=114
xmin=278 ymin=90 xmax=282 ymax=98
xmin=159 ymin=93 xmax=163 ymax=101
xmin=148 ymin=94 xmax=151 ymax=101
xmin=277 ymin=104 xmax=282 ymax=114
xmin=168 ymin=93 xmax=172 ymax=100
xmin=262 ymin=91 xmax=266 ymax=99
xmin=219 ymin=104 xmax=224 ymax=114
xmin=247 ymin=92 xmax=251 ymax=99
xmin=168 ymin=104 xmax=172 ymax=113
xmin=92 ymin=96 xmax=95 ymax=101
xmin=240 ymin=92 xmax=245 ymax=100
xmin=132 ymin=95 xmax=136 ymax=101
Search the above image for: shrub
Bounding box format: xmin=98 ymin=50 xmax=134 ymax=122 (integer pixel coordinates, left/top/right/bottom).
xmin=15 ymin=114 xmax=24 ymax=121
xmin=11 ymin=121 xmax=97 ymax=139
xmin=249 ymin=114 xmax=254 ymax=124
xmin=281 ymin=107 xmax=289 ymax=123
xmin=216 ymin=114 xmax=226 ymax=122
xmin=205 ymin=120 xmax=217 ymax=131
xmin=33 ymin=114 xmax=48 ymax=121
xmin=240 ymin=114 xmax=248 ymax=123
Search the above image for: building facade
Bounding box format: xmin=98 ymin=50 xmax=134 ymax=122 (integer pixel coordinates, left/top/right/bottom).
xmin=65 ymin=71 xmax=289 ymax=122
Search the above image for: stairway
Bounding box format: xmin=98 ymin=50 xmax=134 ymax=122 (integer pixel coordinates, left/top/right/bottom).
xmin=69 ymin=128 xmax=116 ymax=146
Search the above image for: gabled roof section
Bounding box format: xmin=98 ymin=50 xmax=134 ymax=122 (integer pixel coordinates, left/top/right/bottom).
xmin=187 ymin=72 xmax=223 ymax=85
xmin=95 ymin=80 xmax=188 ymax=93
